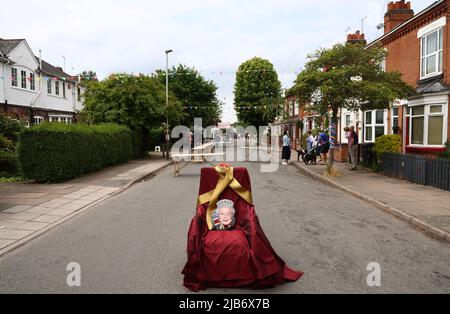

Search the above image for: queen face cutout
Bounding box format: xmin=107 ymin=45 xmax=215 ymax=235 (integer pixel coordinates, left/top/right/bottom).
xmin=212 ymin=199 xmax=236 ymax=230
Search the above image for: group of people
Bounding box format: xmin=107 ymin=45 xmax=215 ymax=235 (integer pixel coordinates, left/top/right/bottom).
xmin=282 ymin=130 xmax=330 ymax=166
xmin=282 ymin=127 xmax=359 ymax=170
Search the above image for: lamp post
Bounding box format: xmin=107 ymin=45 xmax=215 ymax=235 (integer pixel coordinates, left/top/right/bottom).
xmin=165 ymin=49 xmax=173 ymax=160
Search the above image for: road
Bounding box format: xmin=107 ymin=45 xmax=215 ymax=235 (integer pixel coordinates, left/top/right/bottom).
xmin=1 ymin=154 xmax=450 ymax=293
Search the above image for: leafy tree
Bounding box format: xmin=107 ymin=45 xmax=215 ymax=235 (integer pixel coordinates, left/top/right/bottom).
xmin=79 ymin=73 xmax=185 ymax=155
xmin=291 ymin=43 xmax=415 ymax=166
xmin=154 ymin=65 xmax=222 ymax=128
xmin=80 ymin=70 xmax=98 ymax=82
xmin=234 ymin=57 xmax=282 ymax=127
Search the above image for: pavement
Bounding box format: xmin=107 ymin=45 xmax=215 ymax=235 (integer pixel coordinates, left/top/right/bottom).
xmin=289 ymin=153 xmax=450 ymax=243
xmin=1 ymin=160 xmax=449 ymax=293
xmin=0 ymin=153 xmax=172 ymax=256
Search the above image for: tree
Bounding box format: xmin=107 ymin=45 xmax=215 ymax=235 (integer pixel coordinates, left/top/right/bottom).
xmin=154 ymin=65 xmax=222 ymax=128
xmin=291 ymin=43 xmax=415 ymax=167
xmin=79 ymin=73 xmax=185 ymax=156
xmin=80 ymin=70 xmax=98 ymax=82
xmin=234 ymin=57 xmax=283 ymax=127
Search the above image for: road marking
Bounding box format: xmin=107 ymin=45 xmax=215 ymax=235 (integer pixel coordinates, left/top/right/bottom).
xmin=0 ymin=226 xmax=4 ymax=230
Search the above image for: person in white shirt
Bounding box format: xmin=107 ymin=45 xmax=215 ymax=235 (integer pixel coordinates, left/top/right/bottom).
xmin=282 ymin=131 xmax=291 ymax=165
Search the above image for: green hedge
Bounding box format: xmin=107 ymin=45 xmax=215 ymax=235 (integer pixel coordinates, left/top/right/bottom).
xmin=0 ymin=150 xmax=19 ymax=177
xmin=18 ymin=123 xmax=133 ymax=183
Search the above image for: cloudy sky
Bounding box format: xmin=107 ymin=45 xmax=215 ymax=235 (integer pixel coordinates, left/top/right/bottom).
xmin=1 ymin=0 xmax=433 ymax=123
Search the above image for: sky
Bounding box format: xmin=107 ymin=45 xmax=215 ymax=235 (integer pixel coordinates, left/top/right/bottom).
xmin=0 ymin=0 xmax=434 ymax=123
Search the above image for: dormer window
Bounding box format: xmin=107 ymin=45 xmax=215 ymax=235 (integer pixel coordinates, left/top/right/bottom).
xmin=420 ymin=28 xmax=443 ymax=79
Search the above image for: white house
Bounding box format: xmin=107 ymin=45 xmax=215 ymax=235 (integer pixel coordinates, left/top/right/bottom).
xmin=0 ymin=38 xmax=86 ymax=125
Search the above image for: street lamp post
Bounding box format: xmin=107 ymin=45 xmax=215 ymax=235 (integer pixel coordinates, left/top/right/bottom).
xmin=165 ymin=49 xmax=173 ymax=160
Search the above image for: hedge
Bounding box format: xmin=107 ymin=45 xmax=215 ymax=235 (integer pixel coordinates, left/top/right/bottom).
xmin=0 ymin=150 xmax=19 ymax=177
xmin=18 ymin=123 xmax=133 ymax=183
xmin=373 ymin=134 xmax=401 ymax=160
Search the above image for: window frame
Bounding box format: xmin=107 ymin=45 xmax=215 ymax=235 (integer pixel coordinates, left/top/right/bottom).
xmin=391 ymin=106 xmax=399 ymax=133
xmin=55 ymin=80 xmax=60 ymax=96
xmin=21 ymin=70 xmax=27 ymax=89
xmin=409 ymin=103 xmax=447 ymax=147
xmin=47 ymin=78 xmax=52 ymax=94
xmin=11 ymin=68 xmax=18 ymax=87
xmin=364 ymin=109 xmax=387 ymax=143
xmin=420 ymin=28 xmax=444 ymax=79
xmin=30 ymin=73 xmax=35 ymax=91
xmin=49 ymin=116 xmax=73 ymax=124
xmin=33 ymin=116 xmax=44 ymax=125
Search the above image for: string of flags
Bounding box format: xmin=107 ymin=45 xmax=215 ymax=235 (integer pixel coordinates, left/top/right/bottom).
xmin=183 ymin=105 xmax=271 ymax=110
xmin=0 ymin=75 xmax=80 ymax=82
xmin=157 ymin=69 xmax=302 ymax=77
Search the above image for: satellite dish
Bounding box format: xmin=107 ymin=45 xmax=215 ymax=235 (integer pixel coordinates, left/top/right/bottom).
xmin=377 ymin=23 xmax=384 ymax=30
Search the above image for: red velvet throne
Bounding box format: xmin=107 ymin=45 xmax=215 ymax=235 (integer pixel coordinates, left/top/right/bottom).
xmin=182 ymin=164 xmax=303 ymax=292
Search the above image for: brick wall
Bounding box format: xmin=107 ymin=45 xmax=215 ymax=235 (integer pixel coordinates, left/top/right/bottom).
xmin=383 ymin=1 xmax=448 ymax=87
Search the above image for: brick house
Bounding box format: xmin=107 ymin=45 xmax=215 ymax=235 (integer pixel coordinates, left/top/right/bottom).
xmin=366 ymin=0 xmax=449 ymax=155
xmin=0 ymin=38 xmax=85 ymax=125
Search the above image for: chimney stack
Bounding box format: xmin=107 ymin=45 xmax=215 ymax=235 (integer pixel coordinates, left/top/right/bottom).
xmin=384 ymin=0 xmax=414 ymax=33
xmin=347 ymin=31 xmax=366 ymax=45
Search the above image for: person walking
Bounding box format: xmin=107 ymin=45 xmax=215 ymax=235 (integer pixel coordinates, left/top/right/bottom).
xmin=282 ymin=131 xmax=291 ymax=166
xmin=348 ymin=126 xmax=359 ymax=170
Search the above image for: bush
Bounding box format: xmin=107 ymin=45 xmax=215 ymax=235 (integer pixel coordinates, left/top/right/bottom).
xmin=373 ymin=135 xmax=401 ymax=160
xmin=0 ymin=134 xmax=13 ymax=151
xmin=0 ymin=114 xmax=25 ymax=144
xmin=18 ymin=123 xmax=133 ymax=183
xmin=0 ymin=150 xmax=19 ymax=176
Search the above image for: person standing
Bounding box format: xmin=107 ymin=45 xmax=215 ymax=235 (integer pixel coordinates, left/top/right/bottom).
xmin=160 ymin=129 xmax=167 ymax=158
xmin=318 ymin=131 xmax=330 ymax=165
xmin=282 ymin=131 xmax=291 ymax=166
xmin=306 ymin=131 xmax=314 ymax=153
xmin=348 ymin=126 xmax=359 ymax=170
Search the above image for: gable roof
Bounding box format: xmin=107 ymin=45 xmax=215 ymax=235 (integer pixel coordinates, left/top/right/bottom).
xmin=35 ymin=57 xmax=70 ymax=78
xmin=0 ymin=38 xmax=24 ymax=56
xmin=1 ymin=38 xmax=79 ymax=83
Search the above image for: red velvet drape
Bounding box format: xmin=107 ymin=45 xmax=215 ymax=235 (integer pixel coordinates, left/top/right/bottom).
xmin=182 ymin=167 xmax=303 ymax=292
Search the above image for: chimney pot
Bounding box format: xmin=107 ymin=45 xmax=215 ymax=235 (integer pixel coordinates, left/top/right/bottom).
xmin=384 ymin=0 xmax=414 ymax=33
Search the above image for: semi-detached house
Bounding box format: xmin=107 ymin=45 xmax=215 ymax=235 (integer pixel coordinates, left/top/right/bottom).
xmin=0 ymin=38 xmax=85 ymax=125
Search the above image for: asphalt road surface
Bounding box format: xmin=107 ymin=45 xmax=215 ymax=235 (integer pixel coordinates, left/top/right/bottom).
xmin=1 ymin=156 xmax=450 ymax=293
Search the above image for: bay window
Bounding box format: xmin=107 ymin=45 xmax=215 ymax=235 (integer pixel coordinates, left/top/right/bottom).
xmin=410 ymin=104 xmax=446 ymax=146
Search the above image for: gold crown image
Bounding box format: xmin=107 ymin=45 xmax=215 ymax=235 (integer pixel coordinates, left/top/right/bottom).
xmin=216 ymin=199 xmax=234 ymax=209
